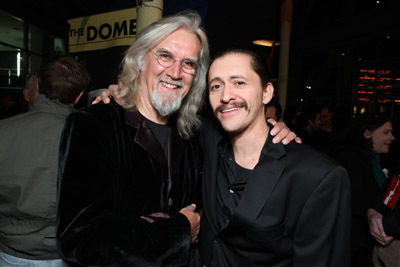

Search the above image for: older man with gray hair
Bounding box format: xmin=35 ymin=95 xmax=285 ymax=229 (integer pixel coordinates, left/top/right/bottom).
xmin=57 ymin=11 xmax=208 ymax=267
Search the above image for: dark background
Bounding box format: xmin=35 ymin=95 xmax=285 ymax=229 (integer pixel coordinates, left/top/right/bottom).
xmin=2 ymin=0 xmax=400 ymax=119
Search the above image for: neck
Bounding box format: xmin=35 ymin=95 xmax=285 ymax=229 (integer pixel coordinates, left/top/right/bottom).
xmin=229 ymin=120 xmax=269 ymax=170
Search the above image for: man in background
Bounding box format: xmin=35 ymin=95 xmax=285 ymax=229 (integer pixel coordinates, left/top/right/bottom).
xmin=296 ymin=107 xmax=322 ymax=149
xmin=0 ymin=56 xmax=90 ymax=266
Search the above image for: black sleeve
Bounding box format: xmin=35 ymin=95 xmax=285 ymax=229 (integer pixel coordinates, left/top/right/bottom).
xmin=56 ymin=108 xmax=191 ymax=266
xmin=293 ymin=166 xmax=351 ymax=267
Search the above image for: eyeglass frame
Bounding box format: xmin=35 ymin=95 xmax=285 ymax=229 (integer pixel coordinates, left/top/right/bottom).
xmin=150 ymin=49 xmax=199 ymax=75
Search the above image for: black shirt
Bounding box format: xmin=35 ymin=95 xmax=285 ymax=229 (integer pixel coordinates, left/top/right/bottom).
xmin=143 ymin=116 xmax=170 ymax=158
xmin=216 ymin=138 xmax=258 ymax=229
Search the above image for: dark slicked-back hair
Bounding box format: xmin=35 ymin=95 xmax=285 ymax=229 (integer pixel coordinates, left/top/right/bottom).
xmin=210 ymin=48 xmax=270 ymax=86
xmin=39 ymin=56 xmax=90 ymax=104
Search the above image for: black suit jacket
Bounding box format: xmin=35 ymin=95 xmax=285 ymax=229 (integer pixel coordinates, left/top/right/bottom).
xmin=57 ymin=103 xmax=202 ymax=266
xmin=198 ymin=119 xmax=351 ymax=267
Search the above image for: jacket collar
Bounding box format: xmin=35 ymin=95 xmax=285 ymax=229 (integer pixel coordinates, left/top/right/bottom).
xmin=31 ymin=94 xmax=74 ymax=115
xmin=124 ymin=109 xmax=186 ymax=179
xmin=218 ymin=122 xmax=287 ymax=234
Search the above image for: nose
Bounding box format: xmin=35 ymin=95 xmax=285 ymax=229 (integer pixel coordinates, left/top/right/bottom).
xmin=166 ymin=61 xmax=182 ymax=79
xmin=389 ymin=133 xmax=395 ymax=141
xmin=221 ymin=85 xmax=235 ymax=103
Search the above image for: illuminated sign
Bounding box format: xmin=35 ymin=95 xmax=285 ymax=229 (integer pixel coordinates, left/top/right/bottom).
xmin=68 ymin=8 xmax=137 ymax=53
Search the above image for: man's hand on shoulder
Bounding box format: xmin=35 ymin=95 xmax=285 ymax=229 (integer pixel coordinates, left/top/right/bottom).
xmin=91 ymin=83 xmax=122 ymax=105
xmin=267 ymin=118 xmax=301 ymax=145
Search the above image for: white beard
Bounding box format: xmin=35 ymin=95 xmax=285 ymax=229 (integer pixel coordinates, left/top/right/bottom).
xmin=151 ymin=87 xmax=183 ymax=117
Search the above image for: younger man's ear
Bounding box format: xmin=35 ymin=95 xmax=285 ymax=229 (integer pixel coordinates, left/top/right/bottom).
xmin=263 ymin=82 xmax=274 ymax=105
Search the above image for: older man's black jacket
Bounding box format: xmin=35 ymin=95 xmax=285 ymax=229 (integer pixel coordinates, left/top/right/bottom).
xmin=56 ymin=103 xmax=202 ymax=266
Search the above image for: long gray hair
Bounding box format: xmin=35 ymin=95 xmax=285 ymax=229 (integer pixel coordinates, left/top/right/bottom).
xmin=117 ymin=10 xmax=209 ymax=139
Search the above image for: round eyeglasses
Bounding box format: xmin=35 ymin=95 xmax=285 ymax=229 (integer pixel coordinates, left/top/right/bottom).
xmin=150 ymin=50 xmax=199 ymax=75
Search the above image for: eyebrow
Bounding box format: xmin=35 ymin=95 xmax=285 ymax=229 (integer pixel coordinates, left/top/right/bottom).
xmin=208 ymin=75 xmax=248 ymax=85
xmin=154 ymin=48 xmax=170 ymax=54
xmin=230 ymin=75 xmax=248 ymax=81
xmin=154 ymin=48 xmax=199 ymax=62
xmin=208 ymin=77 xmax=223 ymax=86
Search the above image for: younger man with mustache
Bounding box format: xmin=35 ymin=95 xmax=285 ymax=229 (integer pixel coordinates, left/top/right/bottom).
xmin=198 ymin=48 xmax=351 ymax=266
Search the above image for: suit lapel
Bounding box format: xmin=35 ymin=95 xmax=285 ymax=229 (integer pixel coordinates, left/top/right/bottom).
xmin=125 ymin=110 xmax=186 ymax=197
xmin=125 ymin=110 xmax=167 ymax=167
xmin=202 ymin=120 xmax=225 ymax=235
xmin=223 ymin=141 xmax=287 ymax=234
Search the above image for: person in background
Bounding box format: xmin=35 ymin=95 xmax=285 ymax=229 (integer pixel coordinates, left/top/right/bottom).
xmin=282 ymin=106 xmax=299 ymax=132
xmin=332 ymin=112 xmax=395 ymax=267
xmin=319 ymin=104 xmax=334 ymax=133
xmin=23 ymin=73 xmax=39 ymax=110
xmin=368 ymin=166 xmax=400 ymax=267
xmin=0 ymin=56 xmax=90 ymax=267
xmin=314 ymin=104 xmax=339 ymax=154
xmin=296 ymin=107 xmax=322 ymax=149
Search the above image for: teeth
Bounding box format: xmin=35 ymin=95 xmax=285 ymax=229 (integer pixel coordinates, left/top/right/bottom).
xmin=222 ymin=107 xmax=240 ymax=113
xmin=161 ymin=82 xmax=178 ymax=89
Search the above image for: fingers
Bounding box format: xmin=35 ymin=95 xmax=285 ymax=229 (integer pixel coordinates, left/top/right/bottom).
xmin=180 ymin=204 xmax=200 ymax=243
xmin=91 ymin=84 xmax=121 ymax=105
xmin=376 ymin=235 xmax=394 ymax=246
xmin=100 ymin=91 xmax=112 ymax=104
xmin=268 ymin=121 xmax=298 ymax=145
xmin=268 ymin=119 xmax=280 ymax=137
xmin=91 ymin=90 xmax=112 ymax=105
xmin=181 ymin=203 xmax=196 ymax=212
xmin=280 ymin=132 xmax=297 ymax=145
xmin=191 ymin=215 xmax=201 ymax=243
xmin=110 ymin=83 xmax=121 ymax=95
xmin=272 ymin=126 xmax=290 ymax=144
xmin=295 ymin=136 xmax=302 ymax=144
xmin=367 ymin=209 xmax=392 ymax=245
xmin=267 ymin=118 xmax=277 ymax=126
xmin=91 ymin=96 xmax=103 ymax=104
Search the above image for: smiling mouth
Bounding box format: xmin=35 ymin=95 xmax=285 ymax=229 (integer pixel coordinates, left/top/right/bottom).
xmin=221 ymin=107 xmax=241 ymax=113
xmin=215 ymin=102 xmax=247 ymax=116
xmin=160 ymin=80 xmax=183 ymax=90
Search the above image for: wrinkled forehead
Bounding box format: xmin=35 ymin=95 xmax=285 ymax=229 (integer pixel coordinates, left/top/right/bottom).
xmin=151 ymin=28 xmax=202 ymax=60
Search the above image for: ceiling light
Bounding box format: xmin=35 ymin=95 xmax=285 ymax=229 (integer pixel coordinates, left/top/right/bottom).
xmin=252 ymin=40 xmax=280 ymax=47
